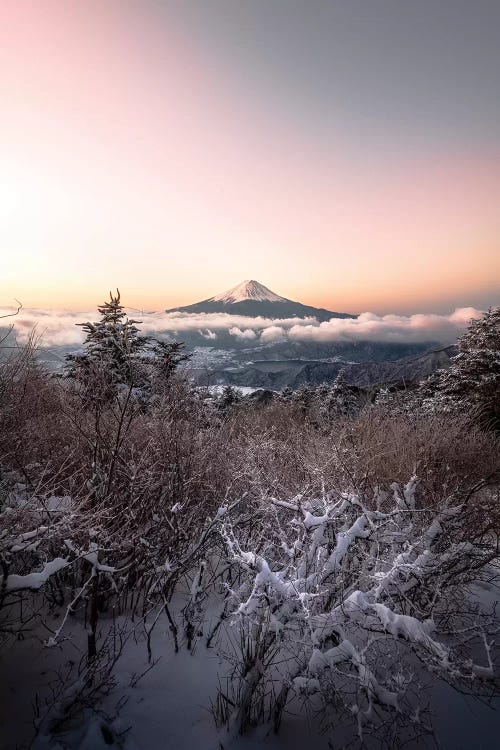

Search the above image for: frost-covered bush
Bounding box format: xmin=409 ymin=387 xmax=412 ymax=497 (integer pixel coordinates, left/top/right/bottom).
xmin=277 ymin=376 xmax=364 ymax=424
xmin=212 ymin=477 xmax=500 ymax=744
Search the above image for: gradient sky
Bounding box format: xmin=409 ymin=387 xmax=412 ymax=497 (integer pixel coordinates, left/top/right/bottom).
xmin=1 ymin=0 xmax=499 ymax=314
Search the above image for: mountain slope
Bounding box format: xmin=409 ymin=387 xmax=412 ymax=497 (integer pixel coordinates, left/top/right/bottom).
xmin=167 ymin=280 xmax=354 ymax=321
xmin=210 ymin=279 xmax=286 ymax=303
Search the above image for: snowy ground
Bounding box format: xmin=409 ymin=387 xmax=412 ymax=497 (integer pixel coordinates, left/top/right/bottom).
xmin=0 ymin=609 xmax=331 ymax=750
xmin=2 ymin=580 xmax=500 ymax=750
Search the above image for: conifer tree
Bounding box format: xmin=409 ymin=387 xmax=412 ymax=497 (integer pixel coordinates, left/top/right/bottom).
xmin=65 ymin=290 xmax=149 ymax=393
xmin=149 ymin=340 xmax=190 ymax=394
xmin=420 ymin=307 xmax=500 ymax=424
xmin=292 ymin=383 xmax=315 ymax=413
xmin=328 ymin=369 xmax=359 ymax=416
xmin=65 ymin=290 xmax=190 ymax=405
xmin=217 ymin=385 xmax=243 ymax=414
xmin=314 ymin=382 xmax=333 ymax=421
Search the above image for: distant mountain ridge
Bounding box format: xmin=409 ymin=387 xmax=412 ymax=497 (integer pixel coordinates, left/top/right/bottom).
xmin=196 ymin=345 xmax=455 ymax=390
xmin=167 ymin=279 xmax=355 ymax=321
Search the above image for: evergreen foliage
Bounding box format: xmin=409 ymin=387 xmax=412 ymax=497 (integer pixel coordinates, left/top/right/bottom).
xmin=150 ymin=340 xmax=190 ymax=392
xmin=292 ymin=383 xmax=315 ymax=413
xmin=312 ymin=371 xmax=360 ymax=421
xmin=65 ymin=290 xmax=188 ymax=401
xmin=419 ymin=307 xmax=500 ymax=425
xmin=327 ymin=369 xmax=359 ymax=416
xmin=217 ymin=385 xmax=243 ymax=413
xmin=65 ymin=290 xmax=148 ymax=389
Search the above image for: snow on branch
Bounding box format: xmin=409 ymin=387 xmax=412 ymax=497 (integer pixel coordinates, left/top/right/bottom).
xmin=213 ymin=478 xmax=499 ymax=738
xmin=5 ymin=557 xmax=69 ymax=592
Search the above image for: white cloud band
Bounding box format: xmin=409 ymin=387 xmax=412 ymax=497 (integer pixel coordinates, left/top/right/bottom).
xmin=0 ymin=306 xmax=482 ymax=348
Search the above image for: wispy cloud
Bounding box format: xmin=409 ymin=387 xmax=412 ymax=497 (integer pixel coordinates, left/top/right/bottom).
xmin=0 ymin=306 xmax=482 ymax=349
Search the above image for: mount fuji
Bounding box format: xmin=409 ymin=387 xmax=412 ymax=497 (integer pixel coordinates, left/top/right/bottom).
xmin=167 ymin=280 xmax=355 ymax=321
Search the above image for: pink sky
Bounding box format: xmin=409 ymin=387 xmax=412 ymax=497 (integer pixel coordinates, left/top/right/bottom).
xmin=1 ymin=0 xmax=499 ymax=314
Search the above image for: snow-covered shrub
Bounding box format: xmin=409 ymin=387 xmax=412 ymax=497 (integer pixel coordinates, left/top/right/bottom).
xmin=212 ymin=476 xmax=500 ymax=744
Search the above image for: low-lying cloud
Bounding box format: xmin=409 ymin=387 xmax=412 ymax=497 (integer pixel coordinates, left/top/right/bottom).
xmin=0 ymin=306 xmax=482 ymax=349
xmin=229 ymin=326 xmax=257 ymax=340
xmin=286 ymin=308 xmax=482 ymax=344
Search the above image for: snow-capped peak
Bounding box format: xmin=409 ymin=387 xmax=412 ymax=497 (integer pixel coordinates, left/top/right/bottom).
xmin=210 ymin=280 xmax=287 ymax=304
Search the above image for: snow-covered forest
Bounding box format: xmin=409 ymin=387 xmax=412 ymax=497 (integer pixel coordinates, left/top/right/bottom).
xmin=1 ymin=296 xmax=499 ymax=749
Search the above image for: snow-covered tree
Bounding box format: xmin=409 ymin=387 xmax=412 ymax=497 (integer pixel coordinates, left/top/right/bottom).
xmin=316 ymin=369 xmax=360 ymax=420
xmin=419 ymin=307 xmax=500 ymax=424
xmin=291 ymin=383 xmax=315 ymax=413
xmin=217 ymin=384 xmax=243 ymax=413
xmin=150 ymin=340 xmax=190 ymax=392
xmin=314 ymin=382 xmax=335 ymax=422
xmin=65 ymin=290 xmax=149 ymax=395
xmin=66 ymin=291 xmax=189 ymax=402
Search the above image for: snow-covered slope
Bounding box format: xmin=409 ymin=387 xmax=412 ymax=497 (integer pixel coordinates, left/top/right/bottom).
xmin=210 ymin=279 xmax=287 ymax=304
xmin=167 ymin=280 xmax=355 ymax=321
